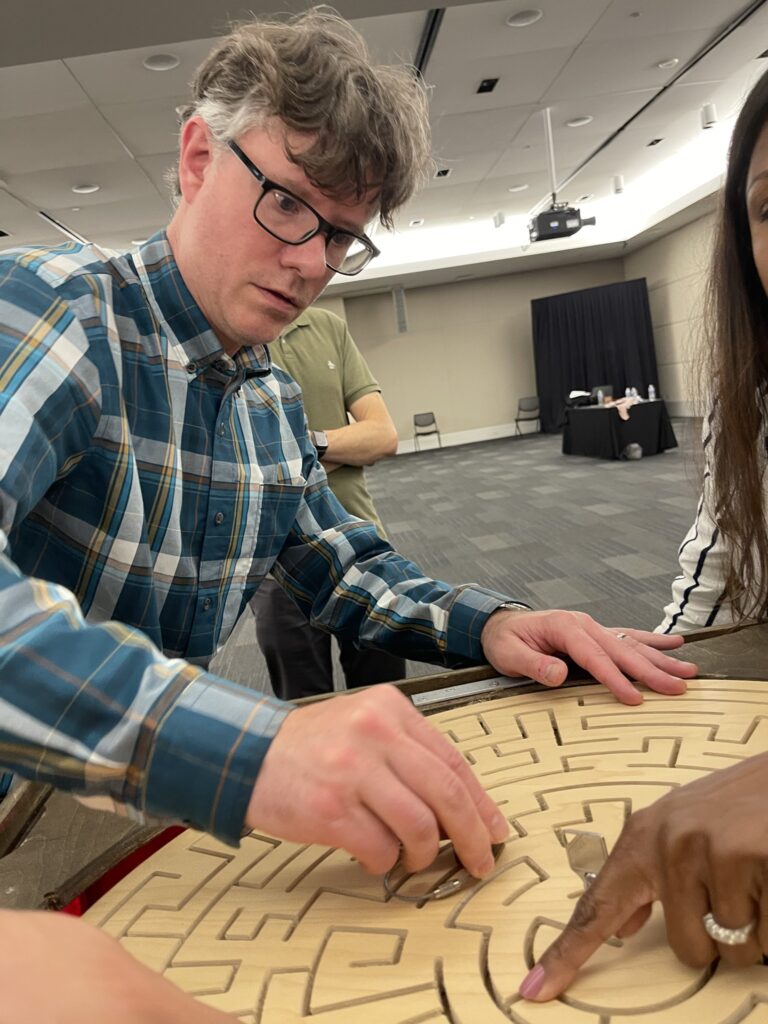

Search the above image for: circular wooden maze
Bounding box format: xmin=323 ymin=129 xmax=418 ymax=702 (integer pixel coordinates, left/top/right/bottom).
xmin=84 ymin=679 xmax=768 ymax=1022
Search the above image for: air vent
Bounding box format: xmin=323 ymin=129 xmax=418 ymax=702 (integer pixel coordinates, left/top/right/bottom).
xmin=434 ymin=167 xmax=452 ymax=178
xmin=477 ymin=77 xmax=499 ymax=94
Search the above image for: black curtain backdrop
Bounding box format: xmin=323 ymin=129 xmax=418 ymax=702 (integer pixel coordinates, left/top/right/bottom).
xmin=531 ymin=278 xmax=660 ymax=432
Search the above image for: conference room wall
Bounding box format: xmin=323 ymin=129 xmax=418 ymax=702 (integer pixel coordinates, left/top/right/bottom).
xmin=335 ymin=260 xmax=624 ymax=451
xmin=622 ymin=212 xmax=715 ymax=417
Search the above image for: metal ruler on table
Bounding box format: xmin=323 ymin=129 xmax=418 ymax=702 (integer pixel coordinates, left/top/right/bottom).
xmin=410 ymin=675 xmax=531 ymax=710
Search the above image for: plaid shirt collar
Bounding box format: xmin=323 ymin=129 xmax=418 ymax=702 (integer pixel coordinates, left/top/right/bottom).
xmin=135 ymin=231 xmax=272 ymax=380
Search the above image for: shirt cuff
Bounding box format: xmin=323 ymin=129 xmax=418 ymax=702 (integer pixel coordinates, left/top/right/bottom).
xmin=142 ymin=671 xmax=294 ymax=846
xmin=445 ymin=586 xmax=532 ymax=662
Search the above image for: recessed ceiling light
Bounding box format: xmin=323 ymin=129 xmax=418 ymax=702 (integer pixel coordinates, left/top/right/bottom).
xmin=566 ymin=115 xmax=593 ymax=128
xmin=507 ymin=183 xmax=529 ymax=193
xmin=131 ymin=239 xmax=148 ymax=245
xmin=409 ymin=218 xmax=424 ymax=227
xmin=657 ymin=57 xmax=679 ymax=70
xmin=434 ymin=167 xmax=452 ymax=178
xmin=506 ymin=9 xmax=543 ymax=27
xmin=143 ymin=53 xmax=181 ymax=72
xmin=71 ymin=184 xmax=100 ymax=194
xmin=646 ymin=137 xmax=665 ymax=146
xmin=477 ymin=77 xmax=499 ymax=94
xmin=70 ymin=207 xmax=80 ymax=212
xmin=577 ymin=193 xmax=594 ymax=202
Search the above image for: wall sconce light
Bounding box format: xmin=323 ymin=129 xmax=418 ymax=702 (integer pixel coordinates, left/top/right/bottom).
xmin=700 ymin=102 xmax=717 ymax=130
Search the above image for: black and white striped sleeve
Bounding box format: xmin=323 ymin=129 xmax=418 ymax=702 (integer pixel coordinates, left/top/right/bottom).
xmin=656 ymin=414 xmax=730 ymax=634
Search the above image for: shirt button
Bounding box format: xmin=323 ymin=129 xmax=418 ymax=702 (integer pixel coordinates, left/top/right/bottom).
xmin=186 ymin=362 xmax=196 ymax=374
xmin=218 ymin=423 xmax=226 ymax=436
xmin=202 ymin=597 xmax=212 ymax=611
xmin=214 ymin=511 xmax=225 ymax=525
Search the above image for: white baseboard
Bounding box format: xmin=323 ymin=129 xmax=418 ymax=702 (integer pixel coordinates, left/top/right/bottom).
xmin=397 ymin=420 xmax=538 ymax=455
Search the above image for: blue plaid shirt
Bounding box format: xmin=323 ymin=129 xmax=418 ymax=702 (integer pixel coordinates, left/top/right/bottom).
xmin=0 ymin=232 xmax=512 ymax=842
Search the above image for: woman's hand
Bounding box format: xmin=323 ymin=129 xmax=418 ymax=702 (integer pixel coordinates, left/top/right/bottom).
xmin=518 ymin=751 xmax=768 ymax=1001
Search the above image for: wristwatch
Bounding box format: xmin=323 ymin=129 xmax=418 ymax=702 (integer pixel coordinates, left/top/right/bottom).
xmin=310 ymin=429 xmax=329 ymax=460
xmin=493 ymin=601 xmax=530 ymax=614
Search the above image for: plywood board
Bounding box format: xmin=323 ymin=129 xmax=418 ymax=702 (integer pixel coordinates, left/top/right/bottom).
xmin=84 ymin=679 xmax=768 ymax=1022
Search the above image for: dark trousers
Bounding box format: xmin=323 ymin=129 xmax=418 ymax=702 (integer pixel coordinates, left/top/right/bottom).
xmin=251 ymin=579 xmax=407 ymax=701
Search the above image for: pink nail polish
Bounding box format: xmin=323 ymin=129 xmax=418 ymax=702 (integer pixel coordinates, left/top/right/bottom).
xmin=518 ymin=964 xmax=545 ymax=1000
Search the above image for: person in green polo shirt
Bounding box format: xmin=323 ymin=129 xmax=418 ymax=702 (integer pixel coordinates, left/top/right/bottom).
xmin=251 ymin=307 xmax=406 ymax=699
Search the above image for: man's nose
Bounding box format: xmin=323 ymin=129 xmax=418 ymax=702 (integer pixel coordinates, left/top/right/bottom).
xmin=280 ymin=233 xmax=329 ymax=278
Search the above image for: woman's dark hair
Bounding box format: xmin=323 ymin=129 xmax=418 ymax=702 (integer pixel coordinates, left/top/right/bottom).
xmin=708 ymin=66 xmax=768 ymax=618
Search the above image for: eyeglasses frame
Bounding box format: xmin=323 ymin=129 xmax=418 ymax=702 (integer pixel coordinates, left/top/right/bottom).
xmin=227 ymin=140 xmax=380 ymax=276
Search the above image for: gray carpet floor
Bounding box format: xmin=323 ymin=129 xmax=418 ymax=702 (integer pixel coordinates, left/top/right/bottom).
xmin=211 ymin=419 xmax=703 ymax=692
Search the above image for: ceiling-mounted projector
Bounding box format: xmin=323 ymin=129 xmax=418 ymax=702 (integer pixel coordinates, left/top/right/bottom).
xmin=528 ymin=203 xmax=596 ymax=242
xmin=527 ymin=108 xmax=597 ymax=243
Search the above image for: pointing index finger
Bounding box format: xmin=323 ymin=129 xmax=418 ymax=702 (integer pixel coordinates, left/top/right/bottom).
xmin=518 ymin=848 xmax=653 ymax=1001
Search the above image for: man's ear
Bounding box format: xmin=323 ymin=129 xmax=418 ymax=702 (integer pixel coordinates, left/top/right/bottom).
xmin=178 ymin=116 xmax=216 ymax=203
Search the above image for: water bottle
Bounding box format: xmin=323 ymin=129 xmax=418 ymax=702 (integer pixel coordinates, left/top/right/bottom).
xmin=625 ymin=386 xmax=631 ymax=398
xmin=648 ymin=384 xmax=656 ymax=400
xmin=596 ymin=388 xmax=604 ymax=405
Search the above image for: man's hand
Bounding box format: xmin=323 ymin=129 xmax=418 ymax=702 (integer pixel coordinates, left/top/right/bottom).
xmin=246 ymin=684 xmax=509 ymax=877
xmin=0 ymin=910 xmax=234 ymax=1023
xmin=518 ymin=752 xmax=768 ymax=1002
xmin=481 ymin=608 xmax=697 ymax=705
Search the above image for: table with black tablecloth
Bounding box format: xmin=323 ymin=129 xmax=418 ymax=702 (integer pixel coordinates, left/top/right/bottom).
xmin=562 ymin=399 xmax=678 ymax=459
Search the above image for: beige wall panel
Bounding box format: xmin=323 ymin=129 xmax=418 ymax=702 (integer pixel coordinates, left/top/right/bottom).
xmin=647 ymin=272 xmax=707 ymax=330
xmin=313 ymin=294 xmax=347 ymax=320
xmin=657 ymin=361 xmax=690 ymax=403
xmin=345 ymin=260 xmax=624 ymax=442
xmin=625 ymin=214 xmax=715 ymax=290
xmin=625 ymin=212 xmax=716 ymax=415
xmin=653 ymin=317 xmax=704 ymax=369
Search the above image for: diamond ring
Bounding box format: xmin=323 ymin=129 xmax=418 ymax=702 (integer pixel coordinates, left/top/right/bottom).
xmin=702 ymin=911 xmax=756 ymax=946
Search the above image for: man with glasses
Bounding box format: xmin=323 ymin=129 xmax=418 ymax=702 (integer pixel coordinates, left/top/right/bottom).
xmin=0 ymin=7 xmax=695 ymax=888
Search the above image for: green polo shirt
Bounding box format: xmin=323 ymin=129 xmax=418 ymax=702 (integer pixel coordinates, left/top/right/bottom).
xmin=272 ymin=308 xmax=387 ymax=536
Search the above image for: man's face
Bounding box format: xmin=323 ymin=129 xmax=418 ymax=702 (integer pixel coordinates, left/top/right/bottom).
xmin=171 ymin=118 xmax=378 ymax=353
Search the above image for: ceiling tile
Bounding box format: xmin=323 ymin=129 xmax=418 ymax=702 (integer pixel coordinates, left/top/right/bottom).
xmin=0 ymin=108 xmax=128 ymax=174
xmin=427 ymin=47 xmax=573 ymax=116
xmin=432 ymin=104 xmax=533 ymax=158
xmin=64 ymin=38 xmax=218 ymax=105
xmin=5 ymin=157 xmax=160 ymax=209
xmin=101 ymin=96 xmax=185 ymax=157
xmin=0 ymin=61 xmax=91 ymax=120
xmin=48 ymin=195 xmax=173 ymax=235
xmin=542 ymin=30 xmax=714 ymax=102
xmin=350 ymin=10 xmax=424 ymax=63
xmin=588 ymin=0 xmax=754 ymax=41
xmin=435 ymin=0 xmax=613 ymax=59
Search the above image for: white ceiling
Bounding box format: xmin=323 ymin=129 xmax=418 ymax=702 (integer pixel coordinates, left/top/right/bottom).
xmin=1 ymin=0 xmax=766 ymax=296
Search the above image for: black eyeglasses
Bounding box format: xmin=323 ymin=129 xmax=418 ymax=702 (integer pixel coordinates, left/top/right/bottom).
xmin=228 ymin=141 xmax=380 ymax=276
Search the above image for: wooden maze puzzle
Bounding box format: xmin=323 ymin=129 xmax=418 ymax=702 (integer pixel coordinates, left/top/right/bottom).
xmin=84 ymin=679 xmax=768 ymax=1022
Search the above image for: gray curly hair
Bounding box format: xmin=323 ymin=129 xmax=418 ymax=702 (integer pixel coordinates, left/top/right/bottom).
xmin=171 ymin=6 xmax=432 ymax=228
